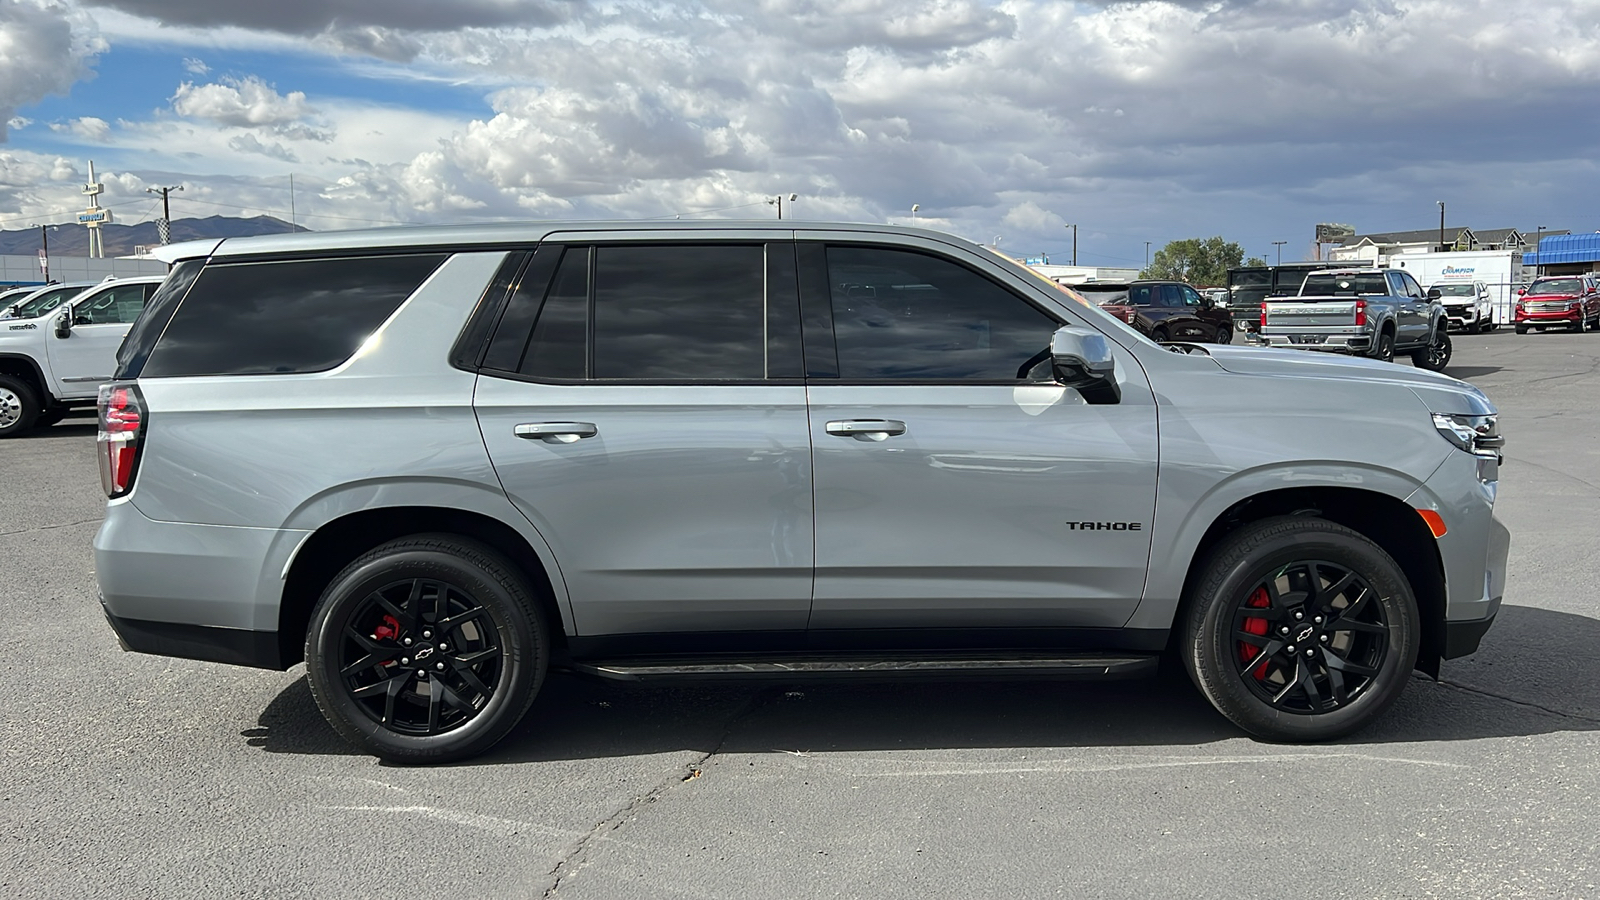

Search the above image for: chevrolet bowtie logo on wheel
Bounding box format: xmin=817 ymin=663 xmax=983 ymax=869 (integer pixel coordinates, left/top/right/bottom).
xmin=1297 ymin=625 xmax=1316 ymax=643
xmin=414 ymin=646 xmax=435 ymax=661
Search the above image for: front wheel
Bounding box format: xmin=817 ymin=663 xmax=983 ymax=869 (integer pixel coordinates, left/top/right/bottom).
xmin=1181 ymin=516 xmax=1419 ymax=741
xmin=1411 ymin=330 xmax=1452 ymax=371
xmin=305 ymin=535 xmax=549 ymax=764
xmin=1575 ymin=315 xmax=1588 ymax=334
xmin=1514 ymin=325 xmax=1528 ymax=334
xmin=0 ymin=375 xmax=40 ymax=439
xmin=1215 ymin=324 xmax=1233 ymax=344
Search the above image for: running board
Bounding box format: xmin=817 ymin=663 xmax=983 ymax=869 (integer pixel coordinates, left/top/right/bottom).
xmin=570 ymin=654 xmax=1158 ymax=682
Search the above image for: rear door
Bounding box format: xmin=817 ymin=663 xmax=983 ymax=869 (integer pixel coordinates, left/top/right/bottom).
xmin=44 ymin=282 xmax=154 ymax=398
xmin=473 ymin=237 xmax=815 ymax=637
xmin=799 ymin=240 xmax=1159 ymax=632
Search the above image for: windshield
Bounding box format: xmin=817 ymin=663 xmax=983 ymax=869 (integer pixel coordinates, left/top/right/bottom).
xmin=10 ymin=286 xmax=84 ymax=319
xmin=1432 ymin=283 xmax=1476 ymax=297
xmin=1302 ymin=273 xmax=1388 ymax=296
xmin=1274 ymin=271 xmax=1309 ymax=291
xmin=1229 ymin=270 xmax=1270 ymax=288
xmin=1529 ymin=278 xmax=1583 ymax=296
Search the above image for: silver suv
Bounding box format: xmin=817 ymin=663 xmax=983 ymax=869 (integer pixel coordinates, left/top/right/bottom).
xmin=94 ymin=222 xmax=1510 ymax=763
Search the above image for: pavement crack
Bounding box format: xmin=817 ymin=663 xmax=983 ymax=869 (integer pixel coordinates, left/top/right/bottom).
xmin=541 ymin=688 xmax=779 ymax=897
xmin=0 ymin=517 xmax=103 ymax=538
xmin=1428 ymin=676 xmax=1600 ymax=724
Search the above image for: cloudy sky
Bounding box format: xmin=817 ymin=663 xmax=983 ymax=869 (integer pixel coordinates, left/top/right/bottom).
xmin=1 ymin=0 xmax=1597 ymax=267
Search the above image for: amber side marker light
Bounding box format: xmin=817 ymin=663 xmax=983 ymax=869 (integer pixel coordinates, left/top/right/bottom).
xmin=1417 ymin=509 xmax=1448 ymax=538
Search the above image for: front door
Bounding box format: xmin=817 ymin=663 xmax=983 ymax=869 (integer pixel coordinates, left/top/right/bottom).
xmin=45 ymin=283 xmax=153 ymax=398
xmin=798 ymin=242 xmax=1159 ymax=633
xmin=474 ymin=240 xmax=814 ymax=637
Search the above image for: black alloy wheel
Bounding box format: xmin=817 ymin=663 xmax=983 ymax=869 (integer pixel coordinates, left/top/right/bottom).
xmin=1374 ymin=331 xmax=1395 ymax=362
xmin=1182 ymin=516 xmax=1418 ymax=741
xmin=1215 ymin=324 xmax=1233 ymax=344
xmin=306 ymin=535 xmax=547 ymax=763
xmin=1412 ymin=330 xmax=1452 ymax=371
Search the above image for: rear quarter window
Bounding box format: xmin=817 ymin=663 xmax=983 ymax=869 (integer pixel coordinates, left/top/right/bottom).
xmin=139 ymin=254 xmax=446 ymax=377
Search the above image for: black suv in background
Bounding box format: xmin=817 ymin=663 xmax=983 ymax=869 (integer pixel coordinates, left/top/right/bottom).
xmin=1074 ymin=280 xmax=1235 ymax=343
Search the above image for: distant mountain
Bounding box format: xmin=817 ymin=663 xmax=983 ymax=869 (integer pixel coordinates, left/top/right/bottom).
xmin=0 ymin=215 xmax=310 ymax=258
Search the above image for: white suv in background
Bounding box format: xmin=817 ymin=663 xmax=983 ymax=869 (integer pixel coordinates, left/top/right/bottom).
xmin=1430 ymin=280 xmax=1496 ymax=333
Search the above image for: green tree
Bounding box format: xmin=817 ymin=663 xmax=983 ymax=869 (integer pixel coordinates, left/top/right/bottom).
xmin=1244 ymin=256 xmax=1267 ymax=267
xmin=1138 ymin=236 xmax=1248 ymax=286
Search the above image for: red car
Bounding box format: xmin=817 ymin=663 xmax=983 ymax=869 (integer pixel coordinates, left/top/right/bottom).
xmin=1515 ymin=275 xmax=1600 ymax=333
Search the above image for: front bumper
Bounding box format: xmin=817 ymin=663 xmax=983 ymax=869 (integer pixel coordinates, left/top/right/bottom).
xmin=1515 ymin=309 xmax=1581 ymax=325
xmin=1444 ymin=305 xmax=1483 ymax=329
xmin=1407 ymin=447 xmax=1510 ymax=659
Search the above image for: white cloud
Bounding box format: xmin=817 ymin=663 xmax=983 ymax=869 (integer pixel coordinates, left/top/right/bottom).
xmin=171 ymin=75 xmax=312 ymax=127
xmin=49 ymin=116 xmax=114 ymax=142
xmin=7 ymin=117 xmax=32 ymax=131
xmin=227 ymin=133 xmax=297 ymax=162
xmin=0 ymin=0 xmax=106 ymax=142
xmin=181 ymin=56 xmax=208 ymax=74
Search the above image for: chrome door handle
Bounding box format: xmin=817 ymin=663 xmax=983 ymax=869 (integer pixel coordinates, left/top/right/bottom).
xmin=825 ymin=419 xmax=906 ymax=441
xmin=515 ymin=422 xmax=598 ymax=443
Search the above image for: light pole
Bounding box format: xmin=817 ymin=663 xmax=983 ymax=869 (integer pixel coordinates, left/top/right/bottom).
xmin=1535 ymin=225 xmax=1545 ymax=275
xmin=1272 ymin=240 xmax=1287 ymax=266
xmin=767 ymin=193 xmax=797 ymax=220
xmin=31 ymin=224 xmax=56 ymax=282
xmin=1065 ymin=223 xmax=1077 ymax=266
xmin=146 ymin=184 xmax=183 ymax=244
xmin=1437 ymin=200 xmax=1446 ymax=250
xmin=1144 ymin=241 xmax=1151 ymax=269
xmin=911 ymin=203 xmax=919 ymax=224
xmin=993 ymin=235 xmax=1003 ymax=250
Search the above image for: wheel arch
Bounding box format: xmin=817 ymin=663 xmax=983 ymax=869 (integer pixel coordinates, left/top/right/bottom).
xmin=1169 ymin=485 xmax=1447 ymax=677
xmin=278 ymin=506 xmax=571 ymax=668
xmin=0 ymin=353 xmax=49 ymax=402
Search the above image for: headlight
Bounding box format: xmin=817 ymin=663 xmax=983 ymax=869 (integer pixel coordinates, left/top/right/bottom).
xmin=1433 ymin=413 xmax=1503 ymax=458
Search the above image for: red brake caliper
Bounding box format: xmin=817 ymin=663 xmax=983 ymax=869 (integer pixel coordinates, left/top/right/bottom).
xmin=373 ymin=614 xmax=401 ymax=642
xmin=1239 ymin=587 xmax=1271 ymax=680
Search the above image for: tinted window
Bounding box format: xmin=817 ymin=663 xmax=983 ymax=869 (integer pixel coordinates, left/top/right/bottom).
xmin=593 ymin=245 xmax=764 ymax=380
xmin=1158 ymin=285 xmax=1185 ymax=307
xmin=117 ymin=262 xmax=201 ymax=379
xmin=1432 ymin=283 xmax=1475 ymax=297
xmin=14 ymin=285 xmax=82 ymax=319
xmin=1127 ymin=284 xmax=1158 ymax=307
xmin=1230 ymin=270 xmax=1270 ymax=288
xmin=1302 ymin=273 xmax=1389 ymax=296
xmin=1274 ymin=271 xmax=1309 ymax=292
xmin=1530 ymin=278 xmax=1583 ymax=295
xmin=141 ymin=254 xmax=445 ymax=377
xmin=73 ymin=283 xmax=151 ymax=326
xmin=521 ymin=246 xmax=589 ymax=379
xmin=1180 ymin=285 xmax=1204 ymax=307
xmin=1401 ymin=273 xmax=1425 ymax=298
xmin=1074 ymin=284 xmax=1131 ymax=305
xmin=824 ymin=246 xmax=1058 ymax=381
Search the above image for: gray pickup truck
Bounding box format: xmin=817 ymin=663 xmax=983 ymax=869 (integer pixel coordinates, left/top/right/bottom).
xmin=1258 ymin=268 xmax=1451 ymax=370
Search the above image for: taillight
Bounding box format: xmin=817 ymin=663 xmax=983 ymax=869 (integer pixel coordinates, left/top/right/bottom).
xmin=1259 ymin=302 xmax=1267 ymax=327
xmin=98 ymin=382 xmax=145 ymax=498
xmin=1354 ymin=300 xmax=1366 ymax=327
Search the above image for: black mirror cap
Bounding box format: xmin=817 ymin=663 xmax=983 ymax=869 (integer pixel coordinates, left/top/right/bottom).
xmin=1427 ymin=288 xmax=1442 ymax=300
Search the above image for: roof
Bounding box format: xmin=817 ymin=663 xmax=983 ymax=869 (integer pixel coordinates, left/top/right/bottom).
xmin=1337 ymin=226 xmax=1542 ymax=248
xmin=1522 ymin=232 xmax=1600 ymax=266
xmin=156 ymin=220 xmax=965 ymax=262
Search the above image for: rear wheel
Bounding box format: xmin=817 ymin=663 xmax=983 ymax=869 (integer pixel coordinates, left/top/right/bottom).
xmin=1373 ymin=331 xmax=1395 ymax=362
xmin=305 ymin=534 xmax=549 ymax=764
xmin=0 ymin=375 xmax=40 ymax=439
xmin=1152 ymin=326 xmax=1170 ymax=343
xmin=1411 ymin=329 xmax=1452 ymax=371
xmin=1181 ymin=516 xmax=1419 ymax=741
xmin=1215 ymin=324 xmax=1233 ymax=344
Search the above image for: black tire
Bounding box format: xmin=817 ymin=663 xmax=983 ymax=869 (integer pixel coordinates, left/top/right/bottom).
xmin=1151 ymin=326 xmax=1170 ymax=343
xmin=0 ymin=374 xmax=40 ymax=439
xmin=1215 ymin=324 xmax=1233 ymax=345
xmin=1181 ymin=516 xmax=1419 ymax=741
xmin=1575 ymin=315 xmax=1587 ymax=334
xmin=1515 ymin=325 xmax=1528 ymax=334
xmin=1373 ymin=330 xmax=1395 ymax=362
xmin=1411 ymin=329 xmax=1452 ymax=371
xmin=305 ymin=534 xmax=549 ymax=764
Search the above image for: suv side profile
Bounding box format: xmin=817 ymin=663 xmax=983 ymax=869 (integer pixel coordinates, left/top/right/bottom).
xmin=95 ymin=223 xmax=1509 ymax=763
xmin=1072 ymin=280 xmax=1235 ymax=343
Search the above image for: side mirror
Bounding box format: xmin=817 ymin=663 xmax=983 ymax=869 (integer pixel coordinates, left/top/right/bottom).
xmin=1517 ymin=287 xmax=1527 ymax=296
xmin=1427 ymin=288 xmax=1441 ymax=300
xmin=1050 ymin=326 xmax=1121 ymax=405
xmin=54 ymin=314 xmax=71 ymax=339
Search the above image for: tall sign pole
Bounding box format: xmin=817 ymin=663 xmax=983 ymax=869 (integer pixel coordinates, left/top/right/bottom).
xmin=78 ymin=160 xmax=112 ymax=258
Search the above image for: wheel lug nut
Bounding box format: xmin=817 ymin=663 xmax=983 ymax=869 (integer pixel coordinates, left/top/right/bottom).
xmin=417 ymin=669 xmax=426 ymax=678
xmin=422 ymin=630 xmax=433 ymax=639
xmin=436 ymin=662 xmax=445 ymax=671
xmin=1280 ymin=627 xmax=1290 ymax=635
xmin=1320 ymin=635 xmax=1328 ymax=643
xmin=1286 ymin=645 xmax=1296 ymax=653
xmin=400 ymin=657 xmax=410 ymax=665
xmin=1305 ymin=649 xmax=1314 ymax=657
xmin=1313 ymin=616 xmax=1323 ymax=624
xmin=1294 ymin=611 xmax=1304 ymax=620
xmin=403 ymin=637 xmax=413 ymax=646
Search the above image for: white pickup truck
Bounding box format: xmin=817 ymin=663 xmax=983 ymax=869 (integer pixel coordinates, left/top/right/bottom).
xmin=0 ymin=275 xmax=167 ymax=437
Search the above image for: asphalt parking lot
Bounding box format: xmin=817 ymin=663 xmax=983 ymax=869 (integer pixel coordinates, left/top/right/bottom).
xmin=2 ymin=331 xmax=1597 ymax=900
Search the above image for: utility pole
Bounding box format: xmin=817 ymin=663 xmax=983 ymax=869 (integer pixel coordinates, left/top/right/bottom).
xmin=1437 ymin=200 xmax=1446 ymax=250
xmin=1535 ymin=225 xmax=1545 ymax=275
xmin=1273 ymin=240 xmax=1287 ymax=266
xmin=146 ymin=184 xmax=183 ymax=244
xmin=289 ymin=173 xmax=297 ymax=229
xmin=1144 ymin=241 xmax=1151 ymax=269
xmin=1065 ymin=223 xmax=1077 ymax=266
xmin=768 ymin=193 xmax=797 ymax=219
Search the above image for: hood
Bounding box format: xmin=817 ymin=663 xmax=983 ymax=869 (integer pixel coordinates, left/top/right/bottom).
xmin=1201 ymin=345 xmax=1493 ymax=414
xmin=1522 ymin=292 xmax=1578 ymax=300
